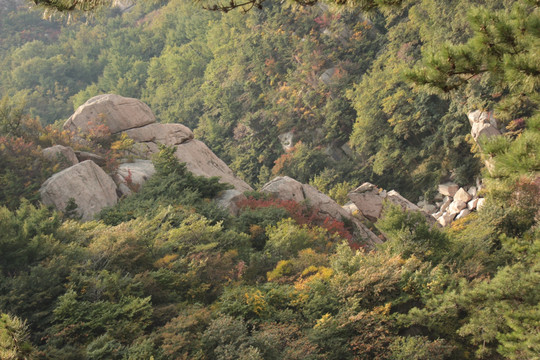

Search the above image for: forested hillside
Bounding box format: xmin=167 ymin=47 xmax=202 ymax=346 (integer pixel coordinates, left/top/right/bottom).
xmin=1 ymin=0 xmax=539 ymax=359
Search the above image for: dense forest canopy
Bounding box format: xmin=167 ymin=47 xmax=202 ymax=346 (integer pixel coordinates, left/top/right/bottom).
xmin=0 ymin=0 xmax=539 ymax=359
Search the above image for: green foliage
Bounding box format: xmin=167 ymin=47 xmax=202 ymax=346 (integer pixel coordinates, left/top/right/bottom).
xmin=0 ymin=313 xmax=35 ymax=360
xmin=0 ymin=1 xmax=538 ymax=359
xmin=377 ymin=203 xmax=449 ymax=264
xmin=100 ymin=145 xmax=231 ymax=225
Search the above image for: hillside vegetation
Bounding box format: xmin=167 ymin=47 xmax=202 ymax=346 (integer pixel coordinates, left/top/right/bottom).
xmin=0 ymin=0 xmax=539 ymax=359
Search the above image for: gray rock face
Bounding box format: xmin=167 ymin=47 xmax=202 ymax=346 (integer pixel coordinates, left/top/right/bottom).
xmin=175 ymin=140 xmax=253 ymax=192
xmin=42 ymin=145 xmax=78 ymax=166
xmin=260 ymin=176 xmax=305 ymax=202
xmin=64 ymin=94 xmax=156 ymax=134
xmin=278 ymin=131 xmax=295 ymax=151
xmin=215 ymin=189 xmax=247 ymax=216
xmin=468 ymin=110 xmax=501 ymax=144
xmin=348 ymin=182 xmax=438 ymax=226
xmin=114 ymin=160 xmax=156 ymax=196
xmin=261 ymin=177 xmax=382 ymax=246
xmin=123 ymin=123 xmax=193 ymax=146
xmin=347 ymin=183 xmax=385 ymax=222
xmin=40 ymin=160 xmax=118 ymax=221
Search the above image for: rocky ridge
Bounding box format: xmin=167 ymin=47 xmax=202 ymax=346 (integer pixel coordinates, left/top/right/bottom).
xmin=40 ymin=95 xmax=486 ymax=246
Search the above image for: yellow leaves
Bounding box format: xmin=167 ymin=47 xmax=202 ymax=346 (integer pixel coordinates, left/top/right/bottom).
xmin=314 ymin=313 xmax=332 ymax=329
xmin=110 ymin=133 xmax=134 ymax=152
xmin=267 ymin=260 xmax=294 ymax=282
xmin=154 ymin=253 xmax=179 ymax=269
xmin=244 ymin=289 xmax=267 ymax=315
xmin=294 ymin=266 xmax=333 ymax=291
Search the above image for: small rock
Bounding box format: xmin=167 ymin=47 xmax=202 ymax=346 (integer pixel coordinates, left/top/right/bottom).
xmin=438 ymin=212 xmax=455 ymax=227
xmin=467 ymin=198 xmax=479 ymax=211
xmin=42 ymin=145 xmax=79 ymax=166
xmin=467 ymin=186 xmax=477 ymax=197
xmin=278 ymin=131 xmax=295 ymax=151
xmin=456 ymin=208 xmax=471 ymax=220
xmin=342 ymin=201 xmax=359 ymax=215
xmin=123 ymin=123 xmax=193 ymax=146
xmin=448 ymin=199 xmax=467 ymax=215
xmin=114 ymin=160 xmax=156 ymax=196
xmin=468 ymin=110 xmax=501 ymax=145
xmin=348 ymin=183 xmax=384 ymax=222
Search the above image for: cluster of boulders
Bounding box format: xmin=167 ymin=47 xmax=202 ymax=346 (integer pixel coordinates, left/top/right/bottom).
xmin=428 ymin=182 xmax=486 ymax=226
xmin=259 ymin=176 xmax=382 ymax=245
xmin=345 ymin=183 xmax=438 ymax=226
xmin=40 ymin=94 xmax=252 ymax=221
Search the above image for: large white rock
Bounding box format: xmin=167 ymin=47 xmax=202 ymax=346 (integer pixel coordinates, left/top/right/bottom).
xmin=114 ymin=160 xmax=156 ymax=196
xmin=347 ymin=183 xmax=385 ymax=222
xmin=260 ymin=176 xmax=305 ymax=202
xmin=64 ymin=94 xmax=156 ymax=134
xmin=468 ymin=110 xmax=501 ymax=144
xmin=175 ymin=139 xmax=253 ymax=192
xmin=438 ymin=182 xmax=459 ymax=197
xmin=40 ymin=160 xmax=118 ymax=221
xmin=42 ymin=145 xmax=78 ymax=166
xmin=123 ymin=123 xmax=193 ymax=146
xmin=454 ymin=188 xmax=473 ymax=203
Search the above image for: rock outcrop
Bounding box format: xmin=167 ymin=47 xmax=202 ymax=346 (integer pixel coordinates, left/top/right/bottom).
xmin=174 ymin=140 xmax=253 ymax=192
xmin=261 ymin=176 xmax=382 ymax=245
xmin=40 ymin=160 xmax=118 ymax=221
xmin=42 ymin=145 xmax=78 ymax=166
xmin=114 ymin=160 xmax=156 ymax=196
xmin=348 ymin=182 xmax=436 ymax=225
xmin=63 ymin=94 xmax=252 ymax=192
xmin=468 ymin=110 xmax=501 ymax=145
xmin=64 ymin=94 xmax=156 ymax=134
